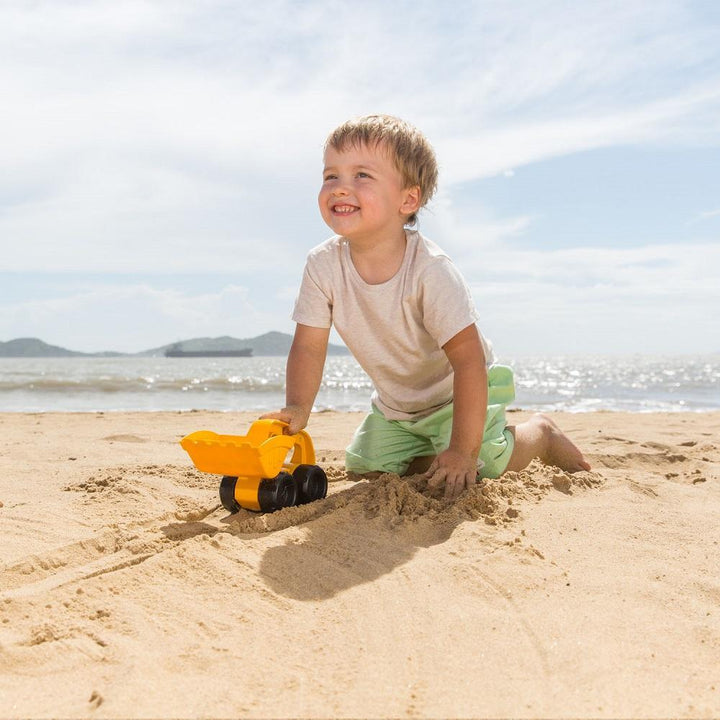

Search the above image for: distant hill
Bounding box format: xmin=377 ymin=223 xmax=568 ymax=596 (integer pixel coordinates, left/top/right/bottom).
xmin=140 ymin=332 xmax=349 ymax=357
xmin=0 ymin=338 xmax=87 ymax=358
xmin=0 ymin=332 xmax=349 ymax=358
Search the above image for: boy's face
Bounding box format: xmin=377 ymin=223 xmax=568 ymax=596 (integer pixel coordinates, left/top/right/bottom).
xmin=319 ymin=142 xmax=420 ymax=243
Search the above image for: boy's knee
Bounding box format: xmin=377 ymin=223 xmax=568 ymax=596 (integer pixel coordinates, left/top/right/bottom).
xmin=346 ymin=410 xmax=435 ymax=476
xmin=529 ymin=412 xmax=555 ymax=439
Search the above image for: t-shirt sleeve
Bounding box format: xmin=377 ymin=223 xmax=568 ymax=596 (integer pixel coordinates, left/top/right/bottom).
xmin=292 ymin=260 xmax=333 ymax=329
xmin=419 ymin=257 xmax=480 ymax=348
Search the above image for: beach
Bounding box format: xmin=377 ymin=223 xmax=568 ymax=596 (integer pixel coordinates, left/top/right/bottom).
xmin=1 ymin=409 xmax=718 ymax=718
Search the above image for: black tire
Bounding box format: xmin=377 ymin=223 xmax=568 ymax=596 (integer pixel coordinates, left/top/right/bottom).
xmin=293 ymin=464 xmax=328 ymax=504
xmin=257 ymin=472 xmax=298 ymax=512
xmin=219 ymin=475 xmax=241 ymax=513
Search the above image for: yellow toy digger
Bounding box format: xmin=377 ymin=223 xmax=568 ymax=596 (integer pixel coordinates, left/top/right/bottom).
xmin=180 ymin=419 xmax=328 ymax=513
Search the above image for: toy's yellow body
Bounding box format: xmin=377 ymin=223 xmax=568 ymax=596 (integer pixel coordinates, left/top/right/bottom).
xmin=181 ymin=419 xmax=326 ymax=513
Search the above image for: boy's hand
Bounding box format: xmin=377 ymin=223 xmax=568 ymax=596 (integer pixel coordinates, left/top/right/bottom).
xmin=259 ymin=405 xmax=310 ymax=435
xmin=426 ymin=449 xmax=479 ymax=500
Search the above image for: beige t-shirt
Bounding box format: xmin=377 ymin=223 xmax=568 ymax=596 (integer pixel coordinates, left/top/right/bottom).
xmin=293 ymin=230 xmax=495 ymax=421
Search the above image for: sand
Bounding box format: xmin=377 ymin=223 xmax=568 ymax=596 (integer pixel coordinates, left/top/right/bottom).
xmin=0 ymin=409 xmax=718 ymax=719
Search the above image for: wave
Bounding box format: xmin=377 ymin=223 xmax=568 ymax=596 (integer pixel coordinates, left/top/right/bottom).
xmin=0 ymin=377 xmax=285 ymax=393
xmin=0 ymin=354 xmax=717 ymax=413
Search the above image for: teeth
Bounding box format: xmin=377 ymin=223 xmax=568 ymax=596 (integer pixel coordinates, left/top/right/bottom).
xmin=334 ymin=205 xmax=356 ymax=214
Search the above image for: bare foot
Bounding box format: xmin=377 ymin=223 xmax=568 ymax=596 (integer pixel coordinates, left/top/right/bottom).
xmin=506 ymin=413 xmax=591 ymax=474
xmin=542 ymin=414 xmax=592 ymax=472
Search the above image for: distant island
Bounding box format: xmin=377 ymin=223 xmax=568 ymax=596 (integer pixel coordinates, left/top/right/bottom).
xmin=0 ymin=332 xmax=350 ymax=358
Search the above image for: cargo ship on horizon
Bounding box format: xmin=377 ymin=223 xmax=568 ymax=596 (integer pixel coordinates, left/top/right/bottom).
xmin=164 ymin=344 xmax=253 ymax=358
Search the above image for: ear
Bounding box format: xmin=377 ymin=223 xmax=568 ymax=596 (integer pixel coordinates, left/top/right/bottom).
xmin=399 ymin=185 xmax=421 ymax=216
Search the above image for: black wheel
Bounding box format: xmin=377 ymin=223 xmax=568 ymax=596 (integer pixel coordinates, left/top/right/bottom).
xmin=257 ymin=472 xmax=298 ymax=512
xmin=293 ymin=464 xmax=328 ymax=504
xmin=219 ymin=476 xmax=240 ymax=513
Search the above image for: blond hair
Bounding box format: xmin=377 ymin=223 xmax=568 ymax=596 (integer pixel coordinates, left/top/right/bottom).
xmin=324 ymin=114 xmax=438 ymax=225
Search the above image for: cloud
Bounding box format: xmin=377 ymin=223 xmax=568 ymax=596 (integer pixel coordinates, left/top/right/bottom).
xmin=421 ymin=191 xmax=534 ymax=256
xmin=1 ymin=284 xmax=291 ymax=353
xmin=2 ymin=0 xmax=719 ymax=274
xmin=691 ymin=208 xmax=720 ymax=223
xmin=422 ymin=189 xmax=720 ymax=354
xmin=437 ymin=85 xmax=720 ymax=184
xmin=466 ymin=242 xmax=720 ymax=355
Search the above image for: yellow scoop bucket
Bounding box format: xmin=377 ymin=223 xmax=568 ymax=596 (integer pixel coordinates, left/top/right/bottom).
xmin=180 ymin=419 xmax=327 ymax=513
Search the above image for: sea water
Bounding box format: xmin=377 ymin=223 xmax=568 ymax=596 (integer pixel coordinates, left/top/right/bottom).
xmin=0 ymin=354 xmax=717 ymax=413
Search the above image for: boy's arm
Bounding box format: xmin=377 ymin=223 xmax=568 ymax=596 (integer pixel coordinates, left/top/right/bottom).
xmin=426 ymin=324 xmax=488 ymax=500
xmin=261 ymin=323 xmax=330 ymax=434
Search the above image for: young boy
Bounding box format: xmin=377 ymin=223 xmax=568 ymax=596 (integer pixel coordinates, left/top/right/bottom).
xmin=263 ymin=114 xmax=590 ymax=500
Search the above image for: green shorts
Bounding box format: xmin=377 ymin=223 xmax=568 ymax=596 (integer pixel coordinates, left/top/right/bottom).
xmin=345 ymin=364 xmax=516 ymax=479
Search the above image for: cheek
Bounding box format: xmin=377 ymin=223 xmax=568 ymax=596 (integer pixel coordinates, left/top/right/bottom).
xmin=318 ymin=191 xmax=332 ymax=222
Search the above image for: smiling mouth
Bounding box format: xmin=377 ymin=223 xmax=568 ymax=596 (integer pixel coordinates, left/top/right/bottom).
xmin=332 ymin=204 xmax=359 ymax=215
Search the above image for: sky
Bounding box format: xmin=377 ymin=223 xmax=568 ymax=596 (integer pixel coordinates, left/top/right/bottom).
xmin=1 ymin=0 xmax=719 ymax=356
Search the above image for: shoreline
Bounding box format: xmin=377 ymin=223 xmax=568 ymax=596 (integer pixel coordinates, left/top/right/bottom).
xmin=1 ymin=410 xmax=718 ymax=718
xmin=0 ymin=406 xmax=720 ymax=422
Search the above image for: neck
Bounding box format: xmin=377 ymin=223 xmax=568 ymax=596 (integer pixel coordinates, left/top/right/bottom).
xmin=348 ymin=227 xmax=408 ymax=285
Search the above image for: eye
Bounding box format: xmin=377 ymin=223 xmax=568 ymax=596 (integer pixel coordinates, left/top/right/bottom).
xmin=356 ymin=172 xmax=371 ymax=179
xmin=323 ymin=173 xmax=337 ymax=181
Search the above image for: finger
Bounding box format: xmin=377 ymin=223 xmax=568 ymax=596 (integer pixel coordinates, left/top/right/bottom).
xmin=427 ymin=467 xmax=447 ymax=488
xmin=444 ymin=473 xmax=462 ymax=499
xmin=465 ymin=471 xmax=478 ymax=492
xmin=445 ymin=472 xmax=475 ymax=500
xmin=445 ymin=483 xmax=459 ymax=500
xmin=260 ymin=411 xmax=287 ymax=422
xmin=260 ymin=411 xmax=300 ymax=431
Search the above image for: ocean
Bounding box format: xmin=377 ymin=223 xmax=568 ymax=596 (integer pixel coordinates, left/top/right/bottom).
xmin=0 ymin=354 xmax=717 ymax=414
